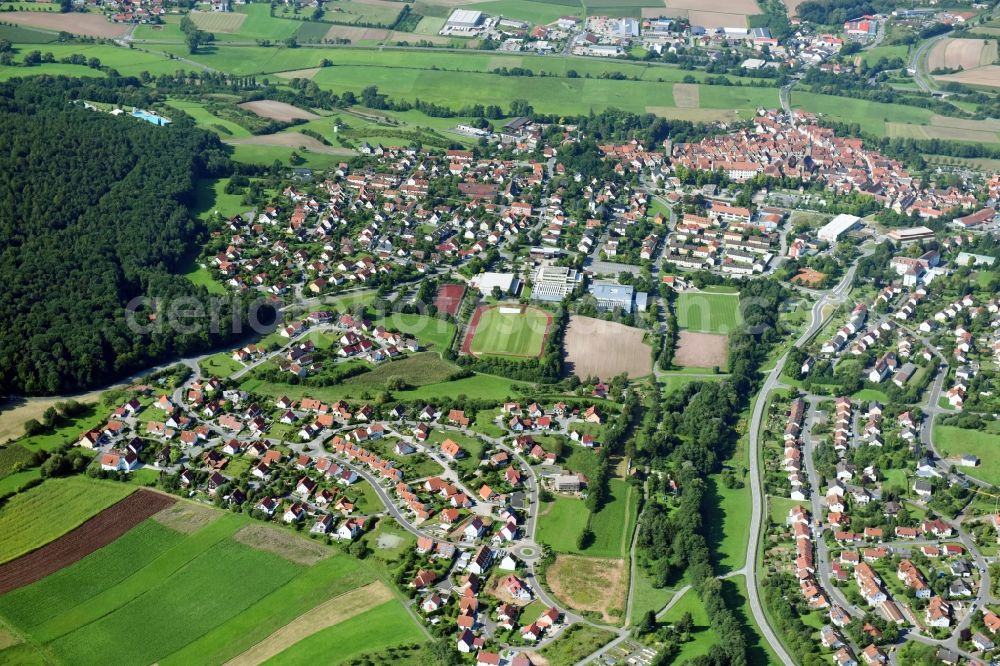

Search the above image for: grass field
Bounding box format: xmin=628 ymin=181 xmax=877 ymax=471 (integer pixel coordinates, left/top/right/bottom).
xmin=375 ymin=313 xmax=456 ymax=350
xmin=676 ymin=291 xmax=741 ymax=334
xmin=469 ymin=305 xmax=550 ymax=357
xmin=198 ymin=352 xmax=245 ymax=379
xmin=261 ymin=600 xmax=426 ymax=664
xmin=536 ymin=479 xmax=636 ymax=558
xmin=538 ymin=623 xmax=616 ymax=666
xmin=166 ymin=100 xmax=252 ymax=139
xmin=0 ymin=478 xmax=133 ymax=564
xmin=343 ymin=352 xmax=459 ymax=388
xmin=933 ymin=425 xmax=1000 ymax=486
xmin=660 ymin=587 xmax=718 ymax=662
xmin=791 ymin=90 xmax=933 ymax=137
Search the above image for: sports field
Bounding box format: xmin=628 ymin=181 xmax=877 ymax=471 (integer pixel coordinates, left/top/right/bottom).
xmin=675 ymin=291 xmax=741 ymax=334
xmin=467 ymin=305 xmax=551 ymax=358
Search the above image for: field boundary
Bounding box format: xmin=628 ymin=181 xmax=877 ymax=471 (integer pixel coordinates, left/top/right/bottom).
xmin=0 ymin=490 xmax=175 ymax=594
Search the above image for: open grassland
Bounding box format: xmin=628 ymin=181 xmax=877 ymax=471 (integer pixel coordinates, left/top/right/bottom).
xmin=536 ymin=479 xmax=636 ymax=558
xmin=791 ymin=90 xmax=934 ymax=137
xmin=933 ymin=425 xmax=1000 ymax=486
xmin=676 ymin=291 xmax=741 ymax=334
xmin=242 ymin=371 xmax=531 ymax=402
xmin=537 ymin=496 xmax=590 ymax=553
xmin=5 ymin=42 xmax=194 ymax=76
xmin=547 ymin=555 xmax=627 ymax=623
xmin=343 ymin=352 xmax=460 ymax=388
xmin=469 ymin=305 xmax=550 ymax=358
xmin=376 ymin=313 xmax=456 ymax=350
xmin=166 ymin=99 xmax=252 ymax=138
xmin=660 ymin=587 xmax=718 ymax=662
xmin=0 ymin=478 xmax=133 ymax=564
xmin=536 ymin=623 xmax=616 ymax=666
xmin=586 ymin=479 xmax=638 ymax=558
xmin=0 ymin=23 xmax=58 ymax=42
xmin=0 ymin=62 xmax=105 ymax=81
xmin=198 ymin=352 xmax=245 ymax=379
xmin=260 ymin=599 xmax=426 ymax=665
xmin=466 ymin=0 xmax=582 ymax=24
xmin=704 ymin=474 xmax=750 ymax=573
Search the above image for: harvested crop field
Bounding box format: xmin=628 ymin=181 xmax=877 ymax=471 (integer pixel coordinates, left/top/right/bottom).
xmin=323 ymin=24 xmax=390 ymax=41
xmin=233 ymin=524 xmax=331 ymax=565
xmin=928 ymin=38 xmax=995 ymax=72
xmin=672 ymin=82 xmax=699 ymax=108
xmin=238 ymin=100 xmax=319 ymax=121
xmin=547 ymin=555 xmax=626 ymax=623
xmin=224 ymin=581 xmax=393 ymax=665
xmin=661 ymin=0 xmax=757 ymax=28
xmin=189 ymin=9 xmax=247 ymax=33
xmin=564 ymin=315 xmax=652 ymax=380
xmin=673 ymin=330 xmax=728 ymax=369
xmin=0 ymin=490 xmax=175 ymax=595
xmin=936 ymin=64 xmax=1000 ymax=88
xmin=2 ymin=11 xmax=126 ymax=37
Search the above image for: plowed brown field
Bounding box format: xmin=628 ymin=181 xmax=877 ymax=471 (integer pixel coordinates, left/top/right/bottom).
xmin=0 ymin=490 xmax=175 ymax=594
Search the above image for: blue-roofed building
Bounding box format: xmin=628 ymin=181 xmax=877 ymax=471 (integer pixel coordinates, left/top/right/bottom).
xmin=588 ymin=282 xmax=646 ymax=313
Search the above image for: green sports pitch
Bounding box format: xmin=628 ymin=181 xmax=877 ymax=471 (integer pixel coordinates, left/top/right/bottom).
xmin=675 ymin=291 xmax=741 ymax=334
xmin=467 ymin=305 xmax=551 ymax=357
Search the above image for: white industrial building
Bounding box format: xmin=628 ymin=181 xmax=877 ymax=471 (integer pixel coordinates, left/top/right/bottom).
xmin=445 ymin=9 xmax=484 ymax=30
xmin=817 ymin=213 xmax=861 ymax=243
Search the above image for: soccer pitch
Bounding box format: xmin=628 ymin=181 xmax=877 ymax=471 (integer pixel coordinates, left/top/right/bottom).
xmin=468 ymin=305 xmax=551 ymax=357
xmin=675 ymin=292 xmax=741 ymax=334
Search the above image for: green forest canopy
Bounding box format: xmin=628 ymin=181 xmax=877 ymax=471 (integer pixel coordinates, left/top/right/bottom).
xmin=0 ymin=77 xmax=235 ymax=395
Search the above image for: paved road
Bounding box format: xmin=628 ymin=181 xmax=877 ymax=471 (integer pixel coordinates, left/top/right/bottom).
xmin=744 ymin=251 xmax=866 ymax=666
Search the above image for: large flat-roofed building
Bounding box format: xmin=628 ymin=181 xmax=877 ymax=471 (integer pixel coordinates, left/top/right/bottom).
xmin=531 ymin=265 xmax=581 ymax=302
xmin=446 ymin=9 xmax=483 ymax=29
xmin=588 ymin=282 xmax=646 ymax=313
xmin=472 ymin=272 xmax=520 ymax=297
xmin=818 ymin=213 xmax=861 ymax=242
xmin=887 ymin=226 xmax=935 ymax=243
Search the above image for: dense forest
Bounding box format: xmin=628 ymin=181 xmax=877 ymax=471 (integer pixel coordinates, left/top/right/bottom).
xmin=0 ymin=77 xmax=237 ymax=395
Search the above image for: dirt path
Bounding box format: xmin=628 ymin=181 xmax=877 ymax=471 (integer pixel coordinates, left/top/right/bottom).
xmin=223 ymin=581 xmax=393 ymax=666
xmin=0 ymin=490 xmax=175 ymax=594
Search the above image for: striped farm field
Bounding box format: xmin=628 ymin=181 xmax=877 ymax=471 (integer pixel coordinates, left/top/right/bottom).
xmin=0 ymin=501 xmax=415 ymax=666
xmin=0 ymin=478 xmax=134 ymax=565
xmin=676 ymin=291 xmax=741 ymax=334
xmin=466 ymin=304 xmax=552 ymax=358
